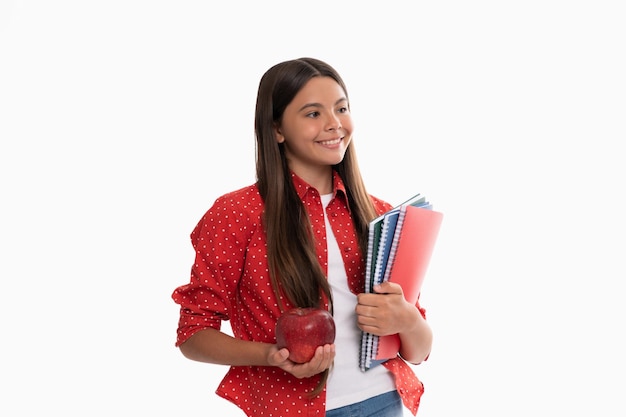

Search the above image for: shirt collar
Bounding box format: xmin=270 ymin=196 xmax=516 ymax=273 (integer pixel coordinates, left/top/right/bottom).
xmin=290 ymin=170 xmax=348 ymax=202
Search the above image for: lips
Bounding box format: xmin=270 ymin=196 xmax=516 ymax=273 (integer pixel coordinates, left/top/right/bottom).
xmin=317 ymin=137 xmax=342 ymax=146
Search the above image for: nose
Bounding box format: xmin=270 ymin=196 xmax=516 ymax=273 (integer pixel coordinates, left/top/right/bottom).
xmin=326 ymin=113 xmax=342 ymax=131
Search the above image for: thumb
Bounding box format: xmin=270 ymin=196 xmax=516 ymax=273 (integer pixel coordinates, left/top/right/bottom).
xmin=373 ymin=281 xmax=403 ymax=295
xmin=270 ymin=347 xmax=290 ymax=366
xmin=277 ymin=348 xmax=290 ymax=360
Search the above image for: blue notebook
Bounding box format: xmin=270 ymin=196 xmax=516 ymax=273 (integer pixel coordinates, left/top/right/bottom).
xmin=359 ymin=193 xmax=436 ymax=371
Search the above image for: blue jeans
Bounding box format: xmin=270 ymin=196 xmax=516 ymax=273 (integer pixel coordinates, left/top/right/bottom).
xmin=325 ymin=390 xmax=403 ymax=417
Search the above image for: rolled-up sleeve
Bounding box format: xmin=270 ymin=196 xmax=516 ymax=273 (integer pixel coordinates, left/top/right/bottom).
xmin=171 ymin=194 xmax=250 ymax=346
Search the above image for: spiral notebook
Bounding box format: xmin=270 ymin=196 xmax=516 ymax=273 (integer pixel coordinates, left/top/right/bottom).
xmin=360 ymin=193 xmax=443 ymax=371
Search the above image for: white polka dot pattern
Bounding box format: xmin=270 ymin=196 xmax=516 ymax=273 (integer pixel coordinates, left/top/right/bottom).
xmin=171 ymin=172 xmax=427 ymax=416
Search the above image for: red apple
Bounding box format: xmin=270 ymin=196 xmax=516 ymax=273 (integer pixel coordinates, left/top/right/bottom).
xmin=275 ymin=307 xmax=336 ymax=363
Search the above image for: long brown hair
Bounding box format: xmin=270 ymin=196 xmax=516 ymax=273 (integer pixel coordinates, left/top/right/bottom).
xmin=254 ymin=58 xmax=378 ymax=395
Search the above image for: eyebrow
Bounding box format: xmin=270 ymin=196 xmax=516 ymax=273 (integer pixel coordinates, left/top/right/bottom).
xmin=298 ymin=97 xmax=348 ymax=112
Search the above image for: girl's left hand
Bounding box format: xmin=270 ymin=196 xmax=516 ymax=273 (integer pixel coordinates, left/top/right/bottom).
xmin=269 ymin=344 xmax=335 ymax=378
xmin=355 ymin=281 xmax=419 ymax=336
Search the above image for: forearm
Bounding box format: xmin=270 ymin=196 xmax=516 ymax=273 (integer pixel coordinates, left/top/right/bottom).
xmin=179 ymin=328 xmax=274 ymax=366
xmin=398 ymin=307 xmax=433 ymax=364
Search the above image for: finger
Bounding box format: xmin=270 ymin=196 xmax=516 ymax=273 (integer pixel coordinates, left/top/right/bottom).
xmin=355 ymin=302 xmax=376 ymax=317
xmin=357 ymin=293 xmax=383 ymax=308
xmin=373 ymin=281 xmax=404 ymax=295
xmin=311 ymin=344 xmax=335 ymax=366
xmin=269 ymin=347 xmax=291 ymax=367
xmin=357 ymin=321 xmax=384 ymax=336
xmin=292 ymin=345 xmax=334 ymax=378
xmin=310 ymin=344 xmax=334 ymax=370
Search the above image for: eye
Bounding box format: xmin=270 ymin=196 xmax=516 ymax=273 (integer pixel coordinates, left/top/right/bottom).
xmin=306 ymin=111 xmax=320 ymax=118
xmin=337 ymin=106 xmax=349 ymax=114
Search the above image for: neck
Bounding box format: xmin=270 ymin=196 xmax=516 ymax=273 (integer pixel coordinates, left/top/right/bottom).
xmin=293 ymin=166 xmax=333 ymax=194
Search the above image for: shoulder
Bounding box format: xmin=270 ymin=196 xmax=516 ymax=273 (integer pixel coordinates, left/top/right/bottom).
xmin=369 ymin=194 xmax=393 ymax=215
xmin=192 ymin=184 xmax=263 ymax=236
xmin=213 ymin=183 xmax=263 ymax=213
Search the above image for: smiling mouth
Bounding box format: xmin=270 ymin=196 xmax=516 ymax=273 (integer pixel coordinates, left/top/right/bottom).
xmin=318 ymin=137 xmax=342 ymax=146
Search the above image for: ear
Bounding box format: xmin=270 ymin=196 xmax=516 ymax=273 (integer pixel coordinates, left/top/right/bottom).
xmin=274 ymin=124 xmax=285 ymax=143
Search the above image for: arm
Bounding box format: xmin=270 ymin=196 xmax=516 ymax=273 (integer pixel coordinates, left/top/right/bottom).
xmin=179 ymin=328 xmax=275 ymax=366
xmin=355 ymin=281 xmax=432 ymax=364
xmin=178 ymin=328 xmax=336 ymax=378
xmin=174 ymin=194 xmax=335 ymax=377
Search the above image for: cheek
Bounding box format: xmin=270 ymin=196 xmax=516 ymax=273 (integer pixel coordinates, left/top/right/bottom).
xmin=282 ymin=120 xmax=315 ymax=141
xmin=342 ymin=120 xmax=354 ymax=139
xmin=341 ymin=117 xmax=354 ymax=133
xmin=293 ymin=124 xmax=323 ymax=143
xmin=343 ymin=136 xmax=353 ymax=150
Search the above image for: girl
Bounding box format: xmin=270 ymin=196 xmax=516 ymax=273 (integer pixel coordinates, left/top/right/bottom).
xmin=172 ymin=57 xmax=432 ymax=417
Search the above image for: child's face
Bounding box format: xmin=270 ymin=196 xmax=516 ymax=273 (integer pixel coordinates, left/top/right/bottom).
xmin=275 ymin=76 xmax=353 ymax=180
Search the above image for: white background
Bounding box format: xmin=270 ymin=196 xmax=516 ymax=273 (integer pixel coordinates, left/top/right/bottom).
xmin=1 ymin=1 xmax=625 ymax=416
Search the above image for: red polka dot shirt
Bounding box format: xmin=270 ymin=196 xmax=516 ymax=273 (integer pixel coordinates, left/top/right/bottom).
xmin=172 ymin=171 xmax=427 ymax=416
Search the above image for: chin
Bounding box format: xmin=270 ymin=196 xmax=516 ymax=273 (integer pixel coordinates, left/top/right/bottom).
xmin=329 ymin=150 xmax=348 ymax=165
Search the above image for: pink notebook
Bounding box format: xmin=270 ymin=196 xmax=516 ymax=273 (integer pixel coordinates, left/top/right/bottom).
xmin=373 ymin=205 xmax=443 ymax=362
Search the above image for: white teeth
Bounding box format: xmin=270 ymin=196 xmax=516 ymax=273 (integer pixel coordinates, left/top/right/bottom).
xmin=319 ymin=138 xmax=341 ymax=145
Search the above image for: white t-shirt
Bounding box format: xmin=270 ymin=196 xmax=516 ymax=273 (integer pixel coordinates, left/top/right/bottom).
xmin=320 ymin=193 xmax=396 ymax=410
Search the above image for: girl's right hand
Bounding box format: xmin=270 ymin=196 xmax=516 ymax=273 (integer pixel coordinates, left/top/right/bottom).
xmin=268 ymin=344 xmax=335 ymax=378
